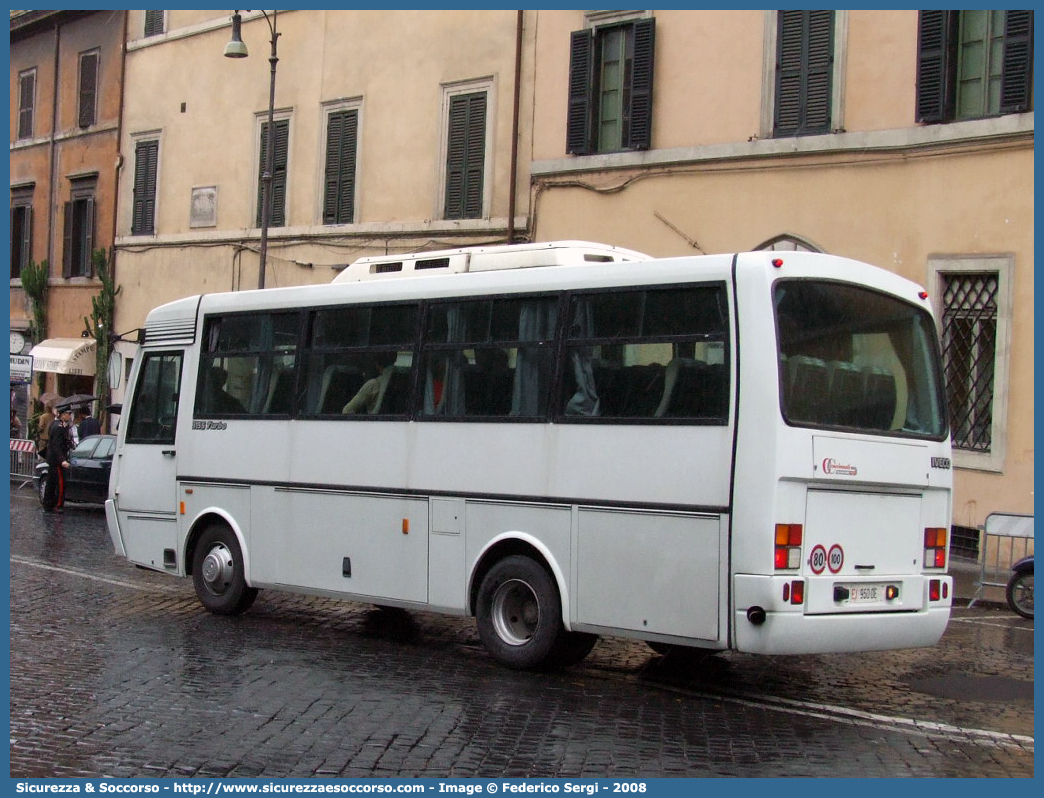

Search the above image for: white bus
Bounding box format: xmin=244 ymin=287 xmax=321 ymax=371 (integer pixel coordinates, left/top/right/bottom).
xmin=106 ymin=241 xmax=953 ymax=670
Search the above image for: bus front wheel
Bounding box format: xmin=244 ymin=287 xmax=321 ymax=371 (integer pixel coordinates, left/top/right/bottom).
xmin=476 ymin=555 xmax=595 ymax=671
xmin=192 ymin=524 xmax=258 ymax=615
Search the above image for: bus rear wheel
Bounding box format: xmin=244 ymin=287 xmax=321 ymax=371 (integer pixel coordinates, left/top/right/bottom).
xmin=192 ymin=524 xmax=258 ymax=615
xmin=476 ymin=555 xmax=595 ymax=671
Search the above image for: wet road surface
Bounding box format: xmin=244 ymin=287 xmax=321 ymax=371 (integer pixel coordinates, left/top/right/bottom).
xmin=8 ymin=486 xmax=1034 ymax=778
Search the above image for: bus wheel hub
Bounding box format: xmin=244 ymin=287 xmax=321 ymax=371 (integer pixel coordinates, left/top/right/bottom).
xmin=201 ymin=544 xmax=233 ymax=593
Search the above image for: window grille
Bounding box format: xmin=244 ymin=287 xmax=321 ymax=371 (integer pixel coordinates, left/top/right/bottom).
xmin=941 ymin=273 xmax=998 ymax=452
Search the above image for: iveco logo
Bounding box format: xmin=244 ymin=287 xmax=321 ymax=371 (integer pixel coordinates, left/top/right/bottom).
xmin=822 ymin=458 xmax=858 ymax=476
xmin=931 ymin=457 xmax=951 ymax=469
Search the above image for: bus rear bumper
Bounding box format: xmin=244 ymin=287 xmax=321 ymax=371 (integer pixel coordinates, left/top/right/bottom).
xmin=105 ymin=499 xmax=127 ymax=558
xmin=733 ymin=574 xmax=952 ymax=655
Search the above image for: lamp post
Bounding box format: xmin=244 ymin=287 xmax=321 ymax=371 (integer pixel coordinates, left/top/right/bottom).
xmin=225 ymin=10 xmax=280 ymax=290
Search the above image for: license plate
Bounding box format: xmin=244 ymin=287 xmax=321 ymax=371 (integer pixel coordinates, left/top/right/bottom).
xmin=838 ymin=583 xmax=886 ymax=604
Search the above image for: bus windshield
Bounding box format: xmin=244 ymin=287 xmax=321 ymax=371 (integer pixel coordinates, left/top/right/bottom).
xmin=775 ymin=279 xmax=947 ymax=439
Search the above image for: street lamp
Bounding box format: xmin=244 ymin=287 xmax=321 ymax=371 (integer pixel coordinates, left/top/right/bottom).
xmin=225 ymin=10 xmax=280 ymax=290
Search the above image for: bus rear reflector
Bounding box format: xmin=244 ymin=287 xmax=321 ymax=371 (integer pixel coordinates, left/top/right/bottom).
xmin=923 ymin=527 xmax=947 ymax=569
xmin=774 ymin=524 xmax=802 ymax=570
xmin=782 ymin=580 xmax=804 ymax=604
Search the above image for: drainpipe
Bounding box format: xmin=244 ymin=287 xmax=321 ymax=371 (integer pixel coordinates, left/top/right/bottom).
xmin=507 ymin=10 xmax=523 ymax=244
xmin=47 ymin=18 xmax=61 ymax=272
xmin=112 ymin=10 xmax=128 ymax=254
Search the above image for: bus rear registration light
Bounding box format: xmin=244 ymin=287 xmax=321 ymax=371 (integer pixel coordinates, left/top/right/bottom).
xmin=774 ymin=524 xmax=803 ymax=570
xmin=924 ymin=527 xmax=947 ymax=569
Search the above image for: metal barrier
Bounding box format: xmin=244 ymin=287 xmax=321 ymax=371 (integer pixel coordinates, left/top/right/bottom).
xmin=968 ymin=512 xmax=1034 ymax=608
xmin=9 ymin=438 xmax=38 ymax=489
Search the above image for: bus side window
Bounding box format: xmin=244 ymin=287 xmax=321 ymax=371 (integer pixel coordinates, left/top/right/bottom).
xmin=562 ymin=285 xmax=728 ymax=422
xmin=421 ymin=297 xmax=556 ymax=419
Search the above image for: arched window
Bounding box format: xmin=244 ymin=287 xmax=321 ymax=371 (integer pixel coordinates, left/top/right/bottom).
xmin=754 ymin=234 xmax=822 ymax=253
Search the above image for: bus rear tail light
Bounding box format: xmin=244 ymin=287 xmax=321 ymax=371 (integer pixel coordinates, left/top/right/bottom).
xmin=924 ymin=527 xmax=947 ymax=569
xmin=774 ymin=524 xmax=802 ymax=570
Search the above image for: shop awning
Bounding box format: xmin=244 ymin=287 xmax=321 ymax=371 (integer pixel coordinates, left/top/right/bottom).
xmin=27 ymin=337 xmax=96 ymax=376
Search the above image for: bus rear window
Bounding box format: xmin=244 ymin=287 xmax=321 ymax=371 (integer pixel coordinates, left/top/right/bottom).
xmin=774 ymin=280 xmax=946 ymax=439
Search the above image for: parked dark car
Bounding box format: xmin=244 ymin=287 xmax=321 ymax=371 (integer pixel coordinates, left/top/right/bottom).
xmin=34 ymin=434 xmax=116 ymax=506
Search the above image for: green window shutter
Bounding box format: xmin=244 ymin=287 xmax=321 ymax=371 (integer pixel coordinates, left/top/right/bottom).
xmin=10 ymin=208 xmax=18 ymax=279
xmin=132 ymin=140 xmax=159 ymax=235
xmin=144 ymin=11 xmax=165 ymax=37
xmin=444 ymin=93 xmax=486 ymax=220
xmin=257 ymin=119 xmax=289 ymax=228
xmin=78 ymin=52 xmax=99 ymax=128
xmin=566 ymin=29 xmax=594 ymax=155
xmin=323 ymin=109 xmax=358 ymax=225
xmin=774 ymin=11 xmax=834 ymax=137
xmin=21 ymin=206 xmax=33 ymax=270
xmin=62 ymin=202 xmax=73 ymax=278
xmin=803 ymin=11 xmax=834 ymax=132
xmin=999 ymin=10 xmax=1034 ymax=113
xmin=916 ymin=10 xmax=957 ymax=123
xmin=626 ymin=18 xmax=655 ymax=150
xmin=83 ymin=197 xmax=95 ymax=277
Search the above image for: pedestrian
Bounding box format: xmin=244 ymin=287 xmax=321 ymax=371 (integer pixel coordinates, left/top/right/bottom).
xmin=42 ymin=404 xmax=74 ymax=513
xmin=10 ymin=407 xmax=22 ymax=438
xmin=76 ymin=405 xmax=101 ymax=440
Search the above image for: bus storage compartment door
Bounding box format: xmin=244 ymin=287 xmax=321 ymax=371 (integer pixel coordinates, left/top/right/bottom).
xmin=576 ymin=509 xmax=724 ymax=642
xmin=802 ymin=489 xmax=924 ymax=613
xmin=269 ymin=490 xmax=430 ymax=604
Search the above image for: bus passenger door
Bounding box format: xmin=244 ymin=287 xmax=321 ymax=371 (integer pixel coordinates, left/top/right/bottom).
xmin=111 ymin=350 xmax=184 ymax=572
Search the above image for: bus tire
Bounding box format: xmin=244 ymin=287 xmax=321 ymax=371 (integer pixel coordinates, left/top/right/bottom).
xmin=549 ymin=630 xmax=599 ymax=668
xmin=476 ymin=555 xmax=567 ymax=671
xmin=192 ymin=524 xmax=258 ymax=616
xmin=647 ymin=641 xmax=715 ymax=664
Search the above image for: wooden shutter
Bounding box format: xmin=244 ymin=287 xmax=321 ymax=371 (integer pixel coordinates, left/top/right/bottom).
xmin=626 ymin=18 xmax=655 ymax=150
xmin=132 ymin=140 xmax=159 ymax=235
xmin=463 ymin=94 xmax=486 ymax=217
xmin=803 ymin=11 xmax=834 ymax=133
xmin=999 ymin=10 xmax=1034 ymax=114
xmin=18 ymin=72 xmax=35 ymax=139
xmin=11 ymin=205 xmax=33 ymax=277
xmin=144 ymin=10 xmax=164 ymax=37
xmin=83 ymin=197 xmax=95 ymax=277
xmin=257 ymin=119 xmax=289 ymax=227
xmin=20 ymin=206 xmax=33 ymax=271
xmin=916 ymin=10 xmax=957 ymax=123
xmin=10 ymin=208 xmax=18 ymax=279
xmin=566 ymin=29 xmax=594 ymax=154
xmin=444 ymin=93 xmax=486 ymax=220
xmin=271 ymin=120 xmax=289 ymax=227
xmin=774 ymin=11 xmax=806 ymax=136
xmin=78 ymin=52 xmax=99 ymax=128
xmin=774 ymin=11 xmax=834 ymax=137
xmin=323 ymin=110 xmax=358 ymax=225
xmin=62 ymin=202 xmax=73 ymax=278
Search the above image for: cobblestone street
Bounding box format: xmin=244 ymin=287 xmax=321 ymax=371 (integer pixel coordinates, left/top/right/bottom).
xmin=8 ymin=487 xmax=1034 ymax=778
